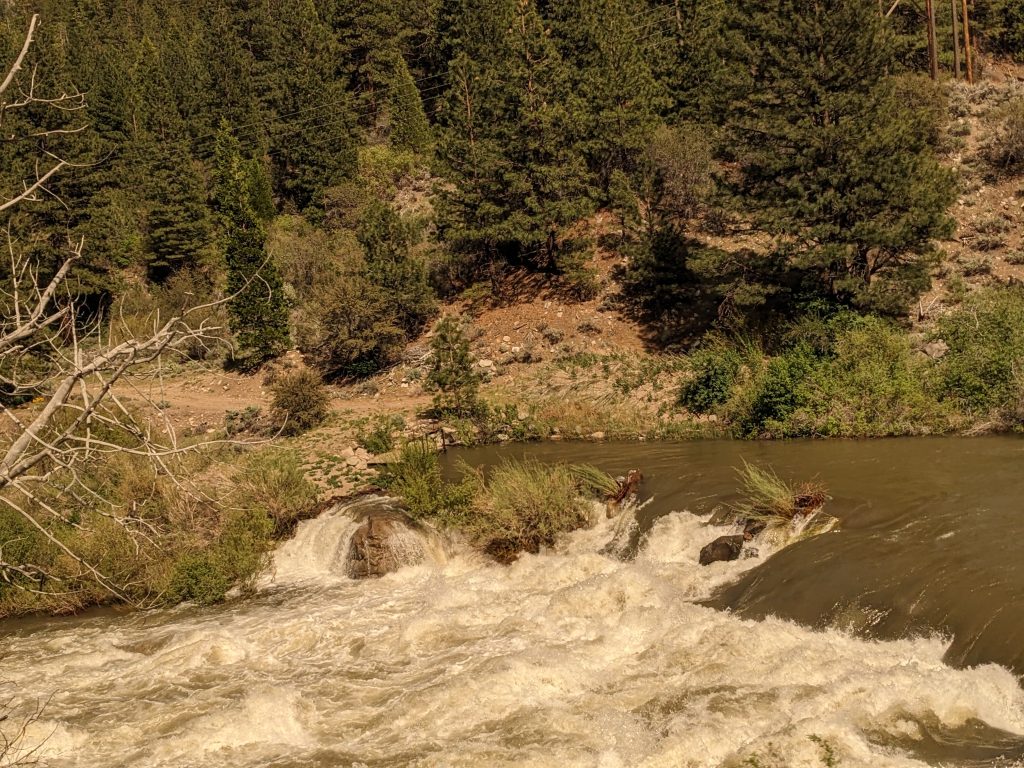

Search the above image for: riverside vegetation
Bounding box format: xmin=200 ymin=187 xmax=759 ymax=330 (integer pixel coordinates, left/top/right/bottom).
xmin=2 ymin=0 xmax=1024 ymax=618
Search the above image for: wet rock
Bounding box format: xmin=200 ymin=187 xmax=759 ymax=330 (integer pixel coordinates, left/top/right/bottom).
xmin=345 ymin=509 xmax=426 ymax=579
xmin=743 ymin=519 xmax=768 ymax=540
xmin=699 ymin=535 xmax=745 ymax=566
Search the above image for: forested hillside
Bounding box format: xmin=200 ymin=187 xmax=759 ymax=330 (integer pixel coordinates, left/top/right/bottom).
xmin=3 ymin=0 xmax=1024 ymax=614
xmin=3 ymin=0 xmax=1021 ymax=376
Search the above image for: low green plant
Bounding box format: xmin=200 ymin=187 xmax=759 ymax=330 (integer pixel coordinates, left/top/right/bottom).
xmin=732 ymin=462 xmax=837 ymax=542
xmin=378 ymin=439 xmax=476 ymax=523
xmin=271 ymin=368 xmax=330 ymax=436
xmin=168 ymin=505 xmax=274 ymax=605
xmin=235 ymin=449 xmax=318 ymax=536
xmin=732 ymin=343 xmax=817 ymax=437
xmin=466 ymin=460 xmax=610 ymax=561
xmin=935 ymin=286 xmax=1024 ymax=415
xmin=356 ymin=413 xmax=405 ymax=454
xmin=982 ymin=98 xmax=1024 ymax=174
xmin=679 ymin=343 xmax=743 ymax=414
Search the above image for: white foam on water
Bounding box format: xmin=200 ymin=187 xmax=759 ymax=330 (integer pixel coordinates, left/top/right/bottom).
xmin=2 ymin=503 xmax=1023 ymax=767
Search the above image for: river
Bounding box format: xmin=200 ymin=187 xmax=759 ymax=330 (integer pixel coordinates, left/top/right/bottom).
xmin=4 ymin=437 xmax=1024 ymax=767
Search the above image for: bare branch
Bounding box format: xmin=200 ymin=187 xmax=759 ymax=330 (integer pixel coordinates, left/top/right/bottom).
xmin=0 ymin=15 xmax=38 ymax=98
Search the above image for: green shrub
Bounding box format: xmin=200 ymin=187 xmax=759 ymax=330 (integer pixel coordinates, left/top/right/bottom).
xmin=378 ymin=440 xmax=476 ymax=523
xmin=271 ymin=368 xmax=330 ymax=436
xmin=733 ymin=343 xmax=818 ymax=437
xmin=169 ymin=552 xmax=232 ymax=606
xmin=356 ymin=414 xmax=405 ymax=455
xmin=982 ymin=99 xmax=1024 ymax=175
xmin=799 ymin=317 xmax=943 ymax=437
xmin=235 ymin=449 xmax=318 ymax=536
xmin=936 ymin=286 xmax=1024 ymax=414
xmin=679 ymin=343 xmax=743 ymax=414
xmin=168 ymin=507 xmax=273 ymax=605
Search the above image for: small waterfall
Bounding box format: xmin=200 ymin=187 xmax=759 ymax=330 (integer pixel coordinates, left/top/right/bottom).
xmin=267 ymin=495 xmax=452 ymax=585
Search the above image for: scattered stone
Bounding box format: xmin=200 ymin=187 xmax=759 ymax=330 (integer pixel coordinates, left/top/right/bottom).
xmin=699 ymin=535 xmax=745 ymax=566
xmin=922 ymin=340 xmax=950 ymax=360
xmin=589 ymin=431 xmax=606 ymax=441
xmin=479 ymin=359 xmax=495 ymax=369
xmin=502 ymin=335 xmax=511 ymax=343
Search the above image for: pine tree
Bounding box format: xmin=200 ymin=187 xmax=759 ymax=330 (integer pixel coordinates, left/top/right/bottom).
xmin=357 ymin=201 xmax=436 ymax=336
xmin=214 ymin=123 xmax=290 ymax=366
xmin=247 ymin=0 xmax=358 ymax=209
xmin=436 ymin=0 xmax=592 ymax=271
xmin=717 ymin=0 xmax=956 ymax=314
xmin=427 ymin=315 xmax=482 ymax=417
xmin=386 ymin=54 xmax=432 ymax=152
xmin=549 ymin=0 xmax=667 ymax=193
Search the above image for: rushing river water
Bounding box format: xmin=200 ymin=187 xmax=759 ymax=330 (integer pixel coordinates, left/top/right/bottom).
xmin=5 ymin=437 xmax=1024 ymax=767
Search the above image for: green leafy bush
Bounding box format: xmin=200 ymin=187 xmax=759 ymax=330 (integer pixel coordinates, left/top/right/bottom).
xmin=679 ymin=343 xmax=743 ymax=414
xmin=733 ymin=343 xmax=817 ymax=437
xmin=235 ymin=449 xmax=318 ymax=536
xmin=466 ymin=460 xmax=610 ymax=561
xmin=356 ymin=414 xmax=406 ymax=455
xmin=378 ymin=440 xmax=477 ymax=523
xmin=798 ymin=317 xmax=943 ymax=437
xmin=935 ymin=286 xmax=1024 ymax=415
xmin=270 ymin=369 xmax=330 ymax=436
xmin=168 ymin=507 xmax=273 ymax=605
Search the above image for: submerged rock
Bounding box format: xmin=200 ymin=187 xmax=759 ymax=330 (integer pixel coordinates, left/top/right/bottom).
xmin=345 ymin=508 xmax=427 ymax=579
xmin=699 ymin=535 xmax=745 ymax=566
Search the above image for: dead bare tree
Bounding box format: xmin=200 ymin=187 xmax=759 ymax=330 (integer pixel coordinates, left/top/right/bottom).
xmin=0 ymin=14 xmax=227 ymax=603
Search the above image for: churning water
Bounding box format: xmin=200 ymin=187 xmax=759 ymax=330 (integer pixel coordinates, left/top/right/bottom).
xmin=6 ymin=438 xmax=1024 ymax=767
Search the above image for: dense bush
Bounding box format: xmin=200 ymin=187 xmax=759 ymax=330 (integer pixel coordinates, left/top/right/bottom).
xmin=466 ymin=460 xmax=598 ymax=561
xmin=270 ymin=369 xmax=330 ymax=436
xmin=679 ymin=342 xmax=743 ymax=414
xmin=235 ymin=449 xmax=318 ymax=536
xmin=935 ymin=287 xmax=1024 ymax=415
xmin=796 ymin=317 xmax=943 ymax=437
xmin=378 ymin=440 xmax=477 ymax=523
xmin=733 ymin=343 xmax=818 ymax=438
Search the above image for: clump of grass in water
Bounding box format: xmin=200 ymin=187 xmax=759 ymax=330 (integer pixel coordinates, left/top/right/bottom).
xmin=732 ymin=461 xmax=836 ymax=544
xmin=468 ymin=459 xmax=614 ymax=562
xmin=380 ymin=441 xmax=616 ymax=562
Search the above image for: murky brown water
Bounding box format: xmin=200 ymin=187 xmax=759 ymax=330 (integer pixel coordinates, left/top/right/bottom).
xmin=445 ymin=436 xmax=1024 ymax=673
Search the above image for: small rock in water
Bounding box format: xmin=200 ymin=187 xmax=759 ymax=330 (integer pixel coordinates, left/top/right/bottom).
xmin=742 ymin=547 xmax=760 ymax=559
xmin=345 ymin=509 xmax=426 ymax=579
xmin=699 ymin=535 xmax=745 ymax=566
xmin=743 ymin=519 xmax=767 ymax=540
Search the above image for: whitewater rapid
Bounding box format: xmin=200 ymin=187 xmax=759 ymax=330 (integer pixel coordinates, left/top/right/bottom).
xmin=4 ymin=499 xmax=1024 ymax=767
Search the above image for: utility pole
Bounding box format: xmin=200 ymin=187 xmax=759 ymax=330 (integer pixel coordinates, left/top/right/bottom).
xmin=925 ymin=0 xmax=939 ymax=80
xmin=951 ymin=0 xmax=962 ymax=79
xmin=962 ymin=0 xmax=975 ymax=84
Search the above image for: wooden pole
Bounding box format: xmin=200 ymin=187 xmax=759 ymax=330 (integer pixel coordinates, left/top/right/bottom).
xmin=926 ymin=0 xmax=939 ymax=80
xmin=962 ymin=0 xmax=974 ymax=84
xmin=951 ymin=0 xmax=962 ymax=79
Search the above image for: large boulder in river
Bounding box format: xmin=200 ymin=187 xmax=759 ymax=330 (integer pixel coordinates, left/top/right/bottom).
xmin=699 ymin=535 xmax=745 ymax=566
xmin=345 ymin=508 xmax=428 ymax=579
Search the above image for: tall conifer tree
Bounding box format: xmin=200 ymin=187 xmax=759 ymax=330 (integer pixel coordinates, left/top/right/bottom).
xmin=717 ymin=0 xmax=955 ymax=313
xmin=214 ymin=124 xmax=290 ymax=366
